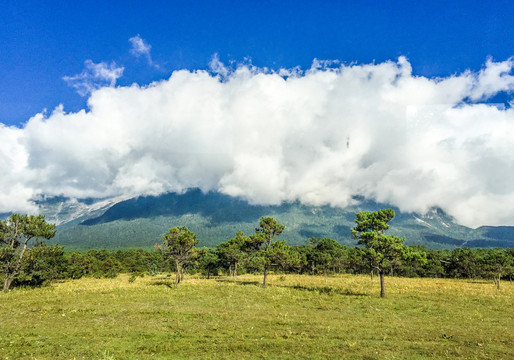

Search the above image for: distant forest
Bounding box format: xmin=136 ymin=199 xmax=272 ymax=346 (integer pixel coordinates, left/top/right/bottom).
xmin=9 ymin=242 xmax=513 ymax=289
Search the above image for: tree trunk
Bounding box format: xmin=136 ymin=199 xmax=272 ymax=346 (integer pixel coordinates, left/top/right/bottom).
xmin=495 ymin=273 xmax=501 ymax=290
xmin=380 ymin=271 xmax=386 ymax=298
xmin=370 ymin=269 xmax=374 ymax=280
xmin=263 ymin=265 xmax=268 ymax=288
xmin=175 ymin=263 xmax=181 ymax=287
xmin=3 ymin=276 xmax=14 ymax=292
xmin=234 ymin=262 xmax=238 ymax=278
xmin=3 ymin=243 xmax=29 ymax=292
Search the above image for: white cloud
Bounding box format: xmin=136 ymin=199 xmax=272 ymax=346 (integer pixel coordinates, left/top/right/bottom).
xmin=0 ymin=124 xmax=38 ymax=214
xmin=470 ymin=57 xmax=514 ymax=100
xmin=129 ymin=34 xmax=156 ymax=67
xmin=209 ymin=53 xmax=229 ymax=77
xmin=3 ymin=57 xmax=514 ymax=227
xmin=63 ymin=60 xmax=124 ymax=96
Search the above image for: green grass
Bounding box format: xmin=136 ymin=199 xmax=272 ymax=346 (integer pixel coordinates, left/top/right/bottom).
xmin=1 ymin=274 xmax=513 ymax=359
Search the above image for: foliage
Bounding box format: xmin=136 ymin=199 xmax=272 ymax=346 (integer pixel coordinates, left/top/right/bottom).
xmin=253 ymin=216 xmax=286 ymax=287
xmin=351 ymin=209 xmax=425 ymax=297
xmin=13 ymin=244 xmax=68 ymax=287
xmin=217 ymin=232 xmax=250 ymax=277
xmin=480 ymin=248 xmax=513 ymax=290
xmin=162 ymin=226 xmax=198 ymax=286
xmin=447 ymin=247 xmax=479 ymax=278
xmin=305 ymin=237 xmax=348 ymax=274
xmin=193 ymin=247 xmax=220 ymax=279
xmin=1 ymin=216 xmax=513 ymax=291
xmin=0 ymin=214 xmax=56 ymax=291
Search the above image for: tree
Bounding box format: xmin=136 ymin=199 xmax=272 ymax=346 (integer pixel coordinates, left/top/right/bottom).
xmin=307 ymin=237 xmax=348 ymax=274
xmin=0 ymin=214 xmax=56 ymax=291
xmin=482 ymin=248 xmax=513 ymax=290
xmin=162 ymin=226 xmax=198 ymax=287
xmin=217 ymin=232 xmax=250 ymax=277
xmin=285 ymin=246 xmax=307 ymax=274
xmin=16 ymin=244 xmax=68 ymax=287
xmin=195 ymin=247 xmax=220 ymax=279
xmin=351 ymin=209 xmax=416 ymax=298
xmin=254 ymin=217 xmax=285 ymax=287
xmin=415 ymin=247 xmax=448 ymax=278
xmin=447 ymin=247 xmax=479 ymax=279
xmin=267 ymin=240 xmax=304 ymax=272
xmin=346 ymin=247 xmax=372 ymax=275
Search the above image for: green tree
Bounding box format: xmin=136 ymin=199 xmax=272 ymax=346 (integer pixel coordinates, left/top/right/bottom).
xmin=15 ymin=244 xmax=67 ymax=287
xmin=307 ymin=237 xmax=348 ymax=274
xmin=482 ymin=248 xmax=513 ymax=290
xmin=447 ymin=247 xmax=479 ymax=279
xmin=217 ymin=232 xmax=250 ymax=277
xmin=188 ymin=247 xmax=217 ymax=278
xmin=346 ymin=247 xmax=372 ymax=275
xmin=268 ymin=240 xmax=304 ymax=272
xmin=0 ymin=214 xmax=56 ymax=291
xmin=66 ymin=252 xmax=88 ymax=279
xmin=351 ymin=209 xmax=416 ymax=298
xmin=417 ymin=247 xmax=448 ymax=278
xmin=162 ymin=226 xmax=198 ymax=287
xmin=286 ymin=246 xmax=308 ymax=273
xmin=254 ymin=217 xmax=285 ymax=287
xmin=196 ymin=248 xmax=220 ymax=279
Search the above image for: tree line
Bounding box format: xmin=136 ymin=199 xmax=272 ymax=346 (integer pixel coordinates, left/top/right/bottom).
xmin=1 ymin=212 xmax=513 ymax=294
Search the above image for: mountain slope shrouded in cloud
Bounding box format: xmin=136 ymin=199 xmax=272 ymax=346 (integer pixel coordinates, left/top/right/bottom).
xmin=1 ymin=57 xmax=514 ymax=227
xmin=43 ymin=190 xmax=514 ymax=250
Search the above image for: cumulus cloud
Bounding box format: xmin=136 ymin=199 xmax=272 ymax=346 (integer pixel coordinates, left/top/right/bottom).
xmin=0 ymin=124 xmax=38 ymax=214
xmin=209 ymin=53 xmax=229 ymax=77
xmin=129 ymin=34 xmax=156 ymax=67
xmin=469 ymin=57 xmax=514 ymax=100
xmin=63 ymin=60 xmax=124 ymax=96
xmin=3 ymin=57 xmax=514 ymax=227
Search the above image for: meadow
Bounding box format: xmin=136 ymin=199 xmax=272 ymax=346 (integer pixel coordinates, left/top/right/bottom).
xmin=0 ymin=274 xmax=512 ymax=360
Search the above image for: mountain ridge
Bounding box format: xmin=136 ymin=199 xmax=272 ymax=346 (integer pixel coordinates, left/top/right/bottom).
xmin=38 ymin=189 xmax=514 ymax=250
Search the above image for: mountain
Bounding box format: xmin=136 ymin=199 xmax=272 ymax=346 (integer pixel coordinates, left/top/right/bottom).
xmin=39 ymin=189 xmax=514 ymax=250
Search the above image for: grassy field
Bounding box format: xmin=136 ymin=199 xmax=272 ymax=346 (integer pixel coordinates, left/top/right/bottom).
xmin=1 ymin=274 xmax=512 ymax=360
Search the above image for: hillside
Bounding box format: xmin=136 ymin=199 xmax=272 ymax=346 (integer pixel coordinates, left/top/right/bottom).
xmin=39 ymin=189 xmax=514 ymax=250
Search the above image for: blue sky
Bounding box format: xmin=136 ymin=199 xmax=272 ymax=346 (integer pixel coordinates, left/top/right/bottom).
xmin=1 ymin=1 xmax=514 ymax=226
xmin=2 ymin=0 xmax=513 ymax=126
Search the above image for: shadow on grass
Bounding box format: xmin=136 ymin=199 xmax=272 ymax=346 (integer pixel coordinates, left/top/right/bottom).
xmin=150 ymin=280 xmax=175 ymax=289
xmin=465 ymin=280 xmax=493 ymax=284
xmin=215 ymin=278 xmax=367 ymax=296
xmin=280 ymin=284 xmax=368 ymax=296
xmin=216 ymin=279 xmax=261 ymax=286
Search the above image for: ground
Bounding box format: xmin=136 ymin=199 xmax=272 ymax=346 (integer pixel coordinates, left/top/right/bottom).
xmin=0 ymin=273 xmax=512 ymax=359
